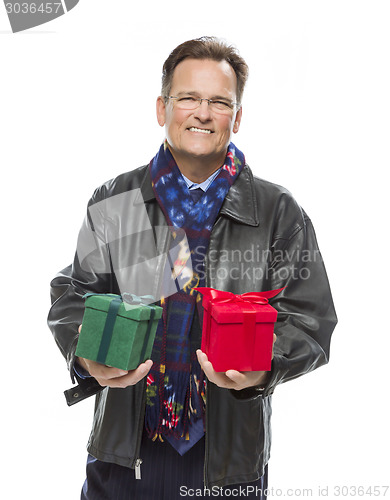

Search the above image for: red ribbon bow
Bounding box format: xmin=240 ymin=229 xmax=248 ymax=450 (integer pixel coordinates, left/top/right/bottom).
xmin=195 ymin=287 xmax=285 ymax=305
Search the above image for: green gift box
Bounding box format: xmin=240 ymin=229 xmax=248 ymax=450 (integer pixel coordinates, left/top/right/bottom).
xmin=75 ymin=293 xmax=163 ymax=370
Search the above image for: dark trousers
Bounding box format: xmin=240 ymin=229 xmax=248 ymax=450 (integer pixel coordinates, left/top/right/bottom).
xmin=81 ymin=430 xmax=268 ymax=500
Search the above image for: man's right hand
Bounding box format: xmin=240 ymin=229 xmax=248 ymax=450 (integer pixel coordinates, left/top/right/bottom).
xmin=76 ymin=325 xmax=153 ymax=389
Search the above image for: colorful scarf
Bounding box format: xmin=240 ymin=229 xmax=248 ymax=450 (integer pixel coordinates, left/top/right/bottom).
xmin=145 ymin=141 xmax=245 ymax=444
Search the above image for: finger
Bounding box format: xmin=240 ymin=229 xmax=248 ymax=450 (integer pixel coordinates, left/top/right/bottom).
xmin=104 ymin=360 xmax=153 ymax=388
xmin=78 ymin=324 xmax=82 ymax=333
xmin=135 ymin=359 xmax=153 ymax=376
xmin=225 ymin=370 xmax=246 ymax=385
xmin=196 ymin=350 xmax=211 ymax=373
xmin=197 ymin=351 xmax=237 ymax=389
xmin=196 ymin=349 xmax=208 ymax=365
xmin=196 ymin=350 xmax=216 ymax=378
xmin=196 ymin=350 xmax=218 ymax=380
xmin=87 ymin=360 xmax=128 ymax=380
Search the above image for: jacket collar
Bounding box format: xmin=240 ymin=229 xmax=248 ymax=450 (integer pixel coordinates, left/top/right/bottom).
xmin=137 ymin=163 xmax=259 ymax=227
xmin=219 ymin=165 xmax=259 ymax=227
xmin=138 ymin=163 xmax=155 ymax=203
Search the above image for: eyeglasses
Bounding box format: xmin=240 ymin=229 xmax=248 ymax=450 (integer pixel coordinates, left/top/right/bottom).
xmin=165 ymin=95 xmax=239 ymax=115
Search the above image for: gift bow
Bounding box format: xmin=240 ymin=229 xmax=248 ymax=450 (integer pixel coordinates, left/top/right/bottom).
xmin=195 ymin=287 xmax=285 ymax=305
xmin=83 ymin=292 xmax=156 ymax=306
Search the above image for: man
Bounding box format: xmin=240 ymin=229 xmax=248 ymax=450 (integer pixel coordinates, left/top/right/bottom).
xmin=48 ymin=37 xmax=337 ymax=499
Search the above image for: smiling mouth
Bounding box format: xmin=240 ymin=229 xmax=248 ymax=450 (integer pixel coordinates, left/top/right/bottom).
xmin=188 ymin=127 xmax=212 ymax=134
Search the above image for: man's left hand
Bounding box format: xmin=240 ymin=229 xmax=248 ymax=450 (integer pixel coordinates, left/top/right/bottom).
xmin=196 ymin=333 xmax=276 ymax=391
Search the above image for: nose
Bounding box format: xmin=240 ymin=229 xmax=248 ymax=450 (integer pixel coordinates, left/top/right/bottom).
xmin=193 ymin=99 xmax=212 ymax=121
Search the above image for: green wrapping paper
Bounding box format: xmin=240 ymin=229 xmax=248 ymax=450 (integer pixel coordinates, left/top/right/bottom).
xmin=75 ymin=293 xmax=163 ymax=370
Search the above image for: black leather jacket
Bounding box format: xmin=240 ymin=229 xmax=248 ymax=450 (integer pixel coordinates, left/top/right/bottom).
xmin=48 ymin=163 xmax=337 ymax=488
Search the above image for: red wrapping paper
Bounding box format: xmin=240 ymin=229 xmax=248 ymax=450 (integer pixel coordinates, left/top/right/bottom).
xmin=196 ymin=287 xmax=284 ymax=372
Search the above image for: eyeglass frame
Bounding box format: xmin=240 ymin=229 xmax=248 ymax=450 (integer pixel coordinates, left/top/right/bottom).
xmin=164 ymin=95 xmax=240 ymax=113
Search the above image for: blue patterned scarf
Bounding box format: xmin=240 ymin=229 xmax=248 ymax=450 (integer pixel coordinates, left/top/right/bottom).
xmin=145 ymin=141 xmax=245 ymax=443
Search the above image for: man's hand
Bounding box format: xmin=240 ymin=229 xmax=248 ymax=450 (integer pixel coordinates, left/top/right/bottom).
xmin=196 ymin=333 xmax=276 ymax=391
xmin=76 ymin=325 xmax=153 ymax=389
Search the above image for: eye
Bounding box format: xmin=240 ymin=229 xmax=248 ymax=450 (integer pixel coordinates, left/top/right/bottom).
xmin=213 ymin=100 xmax=232 ymax=109
xmin=178 ymin=97 xmax=197 ymax=103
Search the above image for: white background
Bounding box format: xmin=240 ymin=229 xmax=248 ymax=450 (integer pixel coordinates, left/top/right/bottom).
xmin=1 ymin=1 xmax=389 ymax=498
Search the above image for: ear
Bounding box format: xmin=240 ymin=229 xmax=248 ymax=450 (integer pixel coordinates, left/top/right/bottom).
xmin=232 ymin=106 xmax=243 ymax=134
xmin=156 ymin=96 xmax=166 ymax=127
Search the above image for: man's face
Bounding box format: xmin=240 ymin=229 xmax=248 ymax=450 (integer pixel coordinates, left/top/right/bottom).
xmin=156 ymin=58 xmax=242 ymax=169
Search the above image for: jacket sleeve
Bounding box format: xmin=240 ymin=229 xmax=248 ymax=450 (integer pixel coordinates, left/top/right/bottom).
xmin=261 ymin=209 xmax=338 ymax=398
xmin=47 ymin=190 xmax=115 ymax=384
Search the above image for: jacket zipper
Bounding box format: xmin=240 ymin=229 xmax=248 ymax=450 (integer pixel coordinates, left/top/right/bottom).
xmin=134 ymin=458 xmax=142 ymax=480
xmin=203 ymin=380 xmax=209 ymax=487
xmin=131 ymin=224 xmax=171 ymax=480
xmin=203 ymin=235 xmax=214 ymax=488
xmin=132 ymin=379 xmax=147 ymax=480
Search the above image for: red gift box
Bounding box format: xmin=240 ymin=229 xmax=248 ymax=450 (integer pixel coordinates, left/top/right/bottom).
xmin=196 ymin=287 xmax=284 ymax=372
